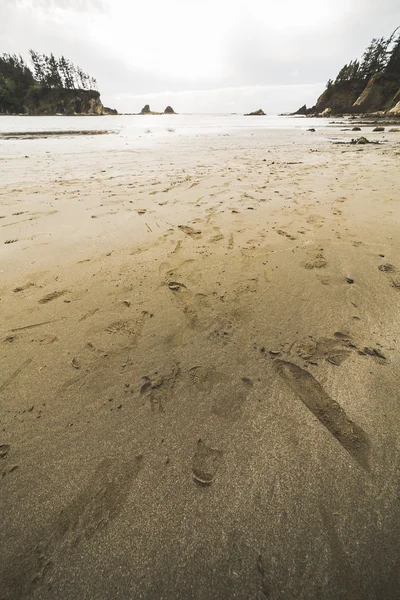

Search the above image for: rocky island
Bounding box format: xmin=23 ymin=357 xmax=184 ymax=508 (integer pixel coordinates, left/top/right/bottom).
xmin=245 ymin=109 xmax=266 ymax=116
xmin=0 ymin=51 xmax=117 ymax=116
xmin=294 ymin=28 xmax=400 ymax=116
xmin=139 ymin=104 xmax=177 ymax=115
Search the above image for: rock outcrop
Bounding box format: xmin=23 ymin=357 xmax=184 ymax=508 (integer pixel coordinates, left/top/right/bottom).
xmin=292 ymin=104 xmax=308 ymax=115
xmin=388 ymin=99 xmax=400 ymax=114
xmin=293 ymin=75 xmax=400 ymax=117
xmin=139 ymin=105 xmax=162 ymax=115
xmin=1 ymin=88 xmax=116 ymax=116
xmin=352 ymin=75 xmax=400 ymax=112
xmin=292 ymin=27 xmax=400 ymax=118
xmin=0 ymin=51 xmax=117 ymax=116
xmin=103 ymin=106 xmax=118 ymax=115
xmin=245 ymin=109 xmax=266 ymax=116
xmin=164 ymin=106 xmax=176 ymax=114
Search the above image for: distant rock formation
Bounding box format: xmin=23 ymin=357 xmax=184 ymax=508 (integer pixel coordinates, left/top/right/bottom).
xmin=104 ymin=106 xmax=118 ymax=115
xmin=140 ymin=105 xmax=162 ymax=115
xmin=245 ymin=109 xmax=266 ymax=116
xmin=164 ymin=106 xmax=176 ymax=114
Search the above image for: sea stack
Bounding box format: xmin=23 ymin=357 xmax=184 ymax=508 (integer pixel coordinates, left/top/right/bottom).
xmin=140 ymin=105 xmax=151 ymax=114
xmin=245 ymin=109 xmax=266 ymax=116
xmin=164 ymin=106 xmax=176 ymax=114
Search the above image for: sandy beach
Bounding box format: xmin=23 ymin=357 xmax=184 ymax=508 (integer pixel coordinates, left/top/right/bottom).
xmin=1 ymin=121 xmax=400 ymax=599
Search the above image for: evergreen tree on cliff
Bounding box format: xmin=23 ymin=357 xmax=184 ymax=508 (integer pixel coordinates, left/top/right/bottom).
xmin=385 ymin=32 xmax=400 ymax=76
xmin=0 ymin=50 xmax=104 ymax=114
xmin=297 ymin=26 xmax=400 ymax=116
xmin=0 ymin=54 xmax=34 ymax=113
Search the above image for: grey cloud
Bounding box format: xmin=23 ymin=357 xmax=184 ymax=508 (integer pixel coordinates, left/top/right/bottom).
xmin=3 ymin=0 xmax=108 ymax=12
xmin=222 ymin=2 xmax=400 ymax=89
xmin=0 ymin=0 xmax=399 ymax=112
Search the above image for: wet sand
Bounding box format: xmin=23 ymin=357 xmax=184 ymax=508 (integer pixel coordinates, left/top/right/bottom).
xmin=1 ymin=127 xmax=400 ymax=599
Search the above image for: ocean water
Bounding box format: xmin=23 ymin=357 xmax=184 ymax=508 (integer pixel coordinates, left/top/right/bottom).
xmin=0 ymin=113 xmax=341 ymax=156
xmin=0 ymin=113 xmax=335 ymax=136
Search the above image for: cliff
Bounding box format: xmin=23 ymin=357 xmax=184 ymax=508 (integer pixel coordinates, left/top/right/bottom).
xmin=296 ymin=75 xmax=400 ymax=116
xmin=293 ymin=28 xmax=400 ymax=116
xmin=19 ymin=88 xmax=115 ymax=116
xmin=314 ymin=80 xmax=366 ymax=114
xmin=352 ymin=74 xmax=400 ymax=113
xmin=0 ymin=52 xmax=117 ymax=116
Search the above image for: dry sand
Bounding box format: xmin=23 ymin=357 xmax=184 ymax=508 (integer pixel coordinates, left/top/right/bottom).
xmin=1 ymin=126 xmax=400 ymax=599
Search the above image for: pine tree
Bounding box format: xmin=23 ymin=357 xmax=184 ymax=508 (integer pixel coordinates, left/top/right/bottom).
xmin=47 ymin=53 xmax=62 ymax=88
xmin=385 ymin=30 xmax=400 ymax=76
xmin=359 ymin=37 xmax=390 ymax=79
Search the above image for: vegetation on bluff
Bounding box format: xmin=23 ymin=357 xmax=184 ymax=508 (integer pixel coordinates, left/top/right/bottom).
xmin=326 ymin=28 xmax=400 ymax=90
xmin=295 ymin=28 xmax=400 ymax=115
xmin=0 ymin=51 xmax=100 ymax=114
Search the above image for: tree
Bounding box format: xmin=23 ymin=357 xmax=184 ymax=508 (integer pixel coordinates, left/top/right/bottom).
xmin=359 ymin=37 xmax=390 ymax=79
xmin=59 ymin=55 xmax=74 ymax=89
xmin=1 ymin=50 xmax=100 ymax=113
xmin=47 ymin=53 xmax=63 ymax=88
xmin=0 ymin=53 xmax=35 ymax=112
xmin=385 ymin=30 xmax=400 ymax=76
xmin=29 ymin=49 xmax=44 ymax=83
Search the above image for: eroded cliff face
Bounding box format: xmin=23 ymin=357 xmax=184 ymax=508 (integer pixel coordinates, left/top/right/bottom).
xmin=389 ymin=100 xmax=400 ymax=114
xmin=26 ymin=89 xmax=110 ymax=116
xmin=296 ymin=75 xmax=400 ymax=116
xmin=314 ymin=80 xmax=366 ymax=114
xmin=0 ymin=88 xmax=117 ymax=116
xmin=352 ymin=75 xmax=400 ymax=112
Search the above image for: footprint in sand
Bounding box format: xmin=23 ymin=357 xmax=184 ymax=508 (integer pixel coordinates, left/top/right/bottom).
xmin=207 ymin=311 xmax=243 ymax=346
xmin=317 ymin=275 xmax=331 ymax=286
xmin=13 ymin=282 xmax=35 ymax=293
xmin=291 ymin=335 xmax=353 ymax=366
xmin=303 ymin=252 xmax=327 ymax=270
xmin=162 ymin=272 xmax=214 ymax=329
xmin=38 ymin=290 xmax=67 ymax=304
xmin=104 ymin=311 xmax=150 ymax=339
xmin=378 ymin=263 xmax=396 ymax=273
xmin=209 ymin=227 xmax=224 ymax=243
xmin=189 ymin=366 xmax=253 ymax=421
xmin=168 ymin=281 xmax=187 ymax=292
xmin=178 ymin=225 xmax=202 ymax=239
xmin=192 ymin=439 xmax=223 ymax=485
xmin=0 ymin=444 xmax=10 ymax=459
xmin=276 ymin=229 xmax=297 ymax=241
xmin=1 ymin=457 xmax=143 ymax=598
xmin=140 ymin=365 xmax=180 ymax=412
xmin=390 ymin=276 xmax=400 ymax=290
xmin=274 ymin=359 xmax=370 ymax=469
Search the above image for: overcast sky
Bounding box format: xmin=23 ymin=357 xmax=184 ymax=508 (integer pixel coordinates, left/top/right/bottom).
xmin=1 ymin=0 xmax=399 ymax=113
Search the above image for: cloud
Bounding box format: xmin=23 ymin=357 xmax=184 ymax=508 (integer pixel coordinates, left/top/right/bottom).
xmin=0 ymin=0 xmax=399 ymax=113
xmin=3 ymin=0 xmax=108 ymax=12
xmin=110 ymin=82 xmax=324 ymax=114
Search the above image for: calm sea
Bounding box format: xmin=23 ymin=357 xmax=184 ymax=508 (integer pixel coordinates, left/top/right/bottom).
xmin=0 ymin=113 xmax=335 ymax=135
